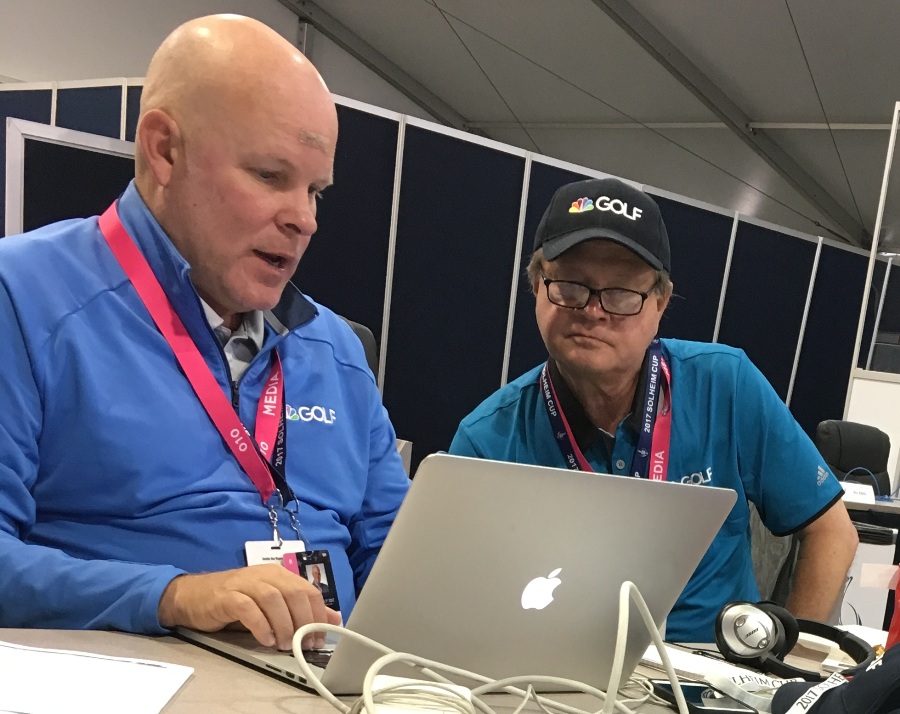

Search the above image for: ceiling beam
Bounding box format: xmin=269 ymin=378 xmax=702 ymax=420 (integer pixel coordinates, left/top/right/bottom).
xmin=590 ymin=0 xmax=868 ymax=247
xmin=276 ymin=0 xmax=472 ymax=132
xmin=465 ymin=121 xmax=892 ymax=131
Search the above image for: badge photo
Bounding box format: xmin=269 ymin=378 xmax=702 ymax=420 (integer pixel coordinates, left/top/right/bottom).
xmin=292 ymin=549 xmax=340 ymax=613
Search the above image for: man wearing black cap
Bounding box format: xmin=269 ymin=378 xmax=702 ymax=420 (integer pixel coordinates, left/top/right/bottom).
xmin=449 ymin=177 xmax=858 ymax=643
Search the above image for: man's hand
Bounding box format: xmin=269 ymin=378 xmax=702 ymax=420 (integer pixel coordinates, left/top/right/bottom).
xmin=157 ymin=564 xmax=342 ymax=650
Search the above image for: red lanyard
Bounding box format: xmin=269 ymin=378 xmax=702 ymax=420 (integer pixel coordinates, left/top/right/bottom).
xmin=98 ymin=203 xmax=283 ymax=504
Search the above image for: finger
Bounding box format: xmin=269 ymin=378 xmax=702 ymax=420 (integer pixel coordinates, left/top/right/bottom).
xmin=219 ymin=591 xmax=276 ymax=648
xmin=247 ymin=581 xmax=299 ymax=651
xmin=318 ymin=607 xmax=343 ymax=649
xmin=303 ymin=585 xmax=334 ymax=649
xmin=223 ymin=580 xmax=294 ymax=647
xmin=281 ymin=581 xmax=320 ymax=649
xmin=236 ymin=565 xmax=313 ymax=648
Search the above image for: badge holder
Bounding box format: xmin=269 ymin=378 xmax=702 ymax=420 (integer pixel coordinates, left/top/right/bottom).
xmin=244 ymin=503 xmax=307 ymax=566
xmin=283 ymin=549 xmax=341 ymax=613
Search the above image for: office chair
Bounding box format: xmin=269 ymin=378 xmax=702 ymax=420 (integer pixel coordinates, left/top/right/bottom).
xmin=339 ymin=316 xmax=379 ymax=379
xmin=814 ymin=420 xmax=892 ymax=497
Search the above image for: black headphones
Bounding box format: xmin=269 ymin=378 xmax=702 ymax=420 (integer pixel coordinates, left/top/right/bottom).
xmin=714 ymin=601 xmax=876 ymax=681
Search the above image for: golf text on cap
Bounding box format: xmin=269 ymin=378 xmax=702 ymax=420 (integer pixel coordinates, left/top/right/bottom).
xmin=569 ymin=196 xmax=643 ymax=221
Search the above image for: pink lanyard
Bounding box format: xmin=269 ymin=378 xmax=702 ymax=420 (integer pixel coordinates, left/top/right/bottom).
xmin=540 ymin=347 xmax=672 ymax=480
xmin=642 ymin=356 xmax=672 ymax=481
xmin=98 ymin=203 xmax=283 ymax=503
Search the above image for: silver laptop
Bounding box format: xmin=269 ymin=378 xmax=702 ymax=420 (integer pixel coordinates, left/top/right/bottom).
xmin=178 ymin=453 xmax=736 ymax=694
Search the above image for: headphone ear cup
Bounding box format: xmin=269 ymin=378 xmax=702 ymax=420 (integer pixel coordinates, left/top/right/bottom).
xmin=715 ymin=601 xmax=779 ymax=666
xmin=754 ymin=602 xmax=799 ymax=656
xmin=714 ymin=603 xmax=741 ymax=663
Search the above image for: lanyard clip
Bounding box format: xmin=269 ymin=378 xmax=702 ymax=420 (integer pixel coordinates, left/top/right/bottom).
xmin=267 ymin=505 xmax=282 ymax=547
xmin=283 ymin=499 xmax=303 ymax=542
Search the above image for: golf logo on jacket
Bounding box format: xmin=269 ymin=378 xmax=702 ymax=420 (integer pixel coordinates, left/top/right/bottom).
xmin=285 ymin=404 xmax=337 ymax=424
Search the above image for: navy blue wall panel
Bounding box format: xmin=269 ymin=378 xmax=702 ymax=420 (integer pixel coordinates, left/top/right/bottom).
xmin=507 ymin=161 xmax=589 ymax=380
xmin=717 ymin=223 xmax=817 ymax=399
xmin=56 ymin=86 xmax=122 ymax=139
xmin=293 ymin=105 xmax=398 ymax=345
xmin=384 ymin=127 xmax=524 ymax=468
xmin=0 ymin=88 xmax=53 ymax=233
xmin=125 ymin=85 xmax=143 ymax=142
xmin=791 ymin=245 xmax=872 ymax=436
xmin=22 ymin=139 xmax=134 ymax=232
xmin=651 ymin=195 xmax=733 ymax=342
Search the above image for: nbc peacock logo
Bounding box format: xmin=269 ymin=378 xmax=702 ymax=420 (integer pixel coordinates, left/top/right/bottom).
xmin=569 ymin=197 xmax=594 ymax=213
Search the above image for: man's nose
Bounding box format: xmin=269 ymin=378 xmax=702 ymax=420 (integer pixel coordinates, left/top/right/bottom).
xmin=280 ymin=196 xmax=318 ymax=238
xmin=581 ymin=293 xmax=609 ymax=318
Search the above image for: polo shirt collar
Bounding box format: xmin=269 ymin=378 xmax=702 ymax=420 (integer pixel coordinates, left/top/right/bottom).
xmin=548 ymin=352 xmax=648 ymax=452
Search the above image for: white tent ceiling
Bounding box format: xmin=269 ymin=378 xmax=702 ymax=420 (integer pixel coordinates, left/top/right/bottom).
xmin=280 ymin=0 xmax=900 ymax=249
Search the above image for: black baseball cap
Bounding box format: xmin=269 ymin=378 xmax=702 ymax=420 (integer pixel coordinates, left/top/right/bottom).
xmin=533 ymin=177 xmax=671 ymax=273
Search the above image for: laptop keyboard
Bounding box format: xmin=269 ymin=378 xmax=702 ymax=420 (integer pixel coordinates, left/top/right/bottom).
xmin=301 ymin=648 xmax=333 ymax=668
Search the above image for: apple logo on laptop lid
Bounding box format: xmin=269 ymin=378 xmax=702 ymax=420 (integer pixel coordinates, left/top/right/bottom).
xmin=521 ymin=568 xmax=562 ymax=610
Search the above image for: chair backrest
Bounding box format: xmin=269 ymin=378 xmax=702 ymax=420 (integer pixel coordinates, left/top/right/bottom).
xmin=814 ymin=420 xmax=892 ymax=497
xmin=340 ymin=316 xmax=379 ymax=379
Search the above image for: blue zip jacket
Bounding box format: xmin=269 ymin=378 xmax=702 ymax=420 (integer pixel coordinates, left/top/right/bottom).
xmin=0 ymin=182 xmax=410 ymax=633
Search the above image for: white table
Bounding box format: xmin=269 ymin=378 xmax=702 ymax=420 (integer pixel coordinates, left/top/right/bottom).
xmin=0 ymin=629 xmax=675 ymax=713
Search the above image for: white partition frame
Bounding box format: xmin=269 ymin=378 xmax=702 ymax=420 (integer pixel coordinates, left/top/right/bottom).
xmin=4 ymin=117 xmax=134 ymax=237
xmin=845 ymin=101 xmax=900 ymax=492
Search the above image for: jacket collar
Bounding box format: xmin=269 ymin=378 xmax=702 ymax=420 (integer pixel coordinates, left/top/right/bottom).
xmin=267 ymin=280 xmax=317 ymax=334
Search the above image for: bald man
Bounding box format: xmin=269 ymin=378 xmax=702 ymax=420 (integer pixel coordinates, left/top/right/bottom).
xmin=0 ymin=15 xmax=409 ymax=651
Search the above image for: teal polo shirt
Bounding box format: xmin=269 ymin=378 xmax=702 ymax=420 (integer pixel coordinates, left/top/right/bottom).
xmin=449 ymin=338 xmax=843 ymax=642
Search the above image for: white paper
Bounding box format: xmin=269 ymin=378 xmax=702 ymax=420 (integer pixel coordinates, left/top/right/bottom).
xmin=640 ymin=644 xmax=758 ymax=680
xmin=860 ymin=562 xmax=900 ymax=589
xmin=836 ymin=546 xmax=896 ymax=629
xmin=0 ymin=640 xmax=193 ymax=714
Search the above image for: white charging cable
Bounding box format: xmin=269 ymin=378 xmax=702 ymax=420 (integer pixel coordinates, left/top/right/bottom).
xmin=292 ymin=580 xmax=690 ymax=714
xmin=603 ymin=581 xmax=689 ymax=714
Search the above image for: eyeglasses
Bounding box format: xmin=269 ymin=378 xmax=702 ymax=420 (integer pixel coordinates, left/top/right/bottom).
xmin=541 ymin=274 xmax=650 ymax=316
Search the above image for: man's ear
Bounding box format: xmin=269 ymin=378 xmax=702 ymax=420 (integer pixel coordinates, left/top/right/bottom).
xmin=655 ymin=281 xmax=674 ymax=312
xmin=530 ymin=263 xmax=545 ymax=297
xmin=137 ymin=109 xmax=181 ymax=188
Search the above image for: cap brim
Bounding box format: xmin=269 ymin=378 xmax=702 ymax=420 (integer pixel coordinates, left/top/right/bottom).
xmin=540 ymin=228 xmax=665 ymax=270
